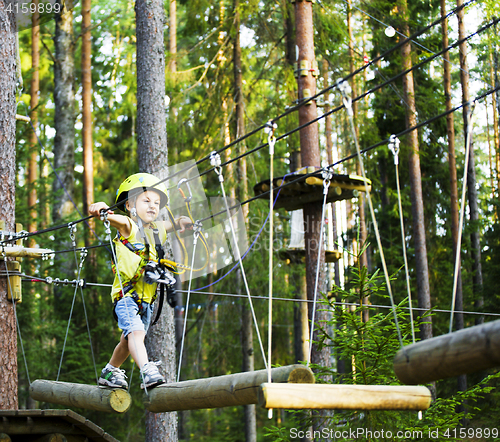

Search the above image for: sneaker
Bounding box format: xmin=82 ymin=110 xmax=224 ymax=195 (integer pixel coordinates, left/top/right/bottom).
xmin=140 ymin=361 xmax=165 ymax=389
xmin=98 ymin=366 xmax=128 ymax=389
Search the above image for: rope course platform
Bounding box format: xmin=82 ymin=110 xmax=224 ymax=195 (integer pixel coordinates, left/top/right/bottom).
xmin=0 ymin=409 xmax=119 ymax=442
xmin=144 ymin=365 xmax=314 ymax=413
xmin=30 ymin=380 xmax=132 ymax=414
xmin=393 ymin=319 xmax=500 ymax=385
xmin=253 ymin=170 xmax=371 ymax=211
xmin=258 ymin=383 xmax=432 ymax=411
xmin=0 ymin=245 xmax=54 ymax=258
xmin=278 ymin=248 xmax=342 ymax=264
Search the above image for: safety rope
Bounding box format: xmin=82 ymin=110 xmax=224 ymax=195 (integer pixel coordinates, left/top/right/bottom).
xmin=339 ymin=80 xmax=404 ymax=349
xmin=265 ymin=122 xmax=277 ymax=418
xmin=57 ymin=225 xmax=87 ymax=381
xmin=102 ymin=213 xmax=141 ymax=393
xmin=307 ymin=167 xmax=333 ymax=365
xmin=388 ymin=135 xmax=415 ymax=344
xmin=210 ymin=151 xmax=268 ymax=370
xmin=2 ymin=248 xmax=31 ymax=385
xmin=177 ymin=222 xmax=201 ymax=382
xmin=70 ymin=242 xmax=98 ymax=383
xmin=449 ymin=101 xmax=476 ymax=333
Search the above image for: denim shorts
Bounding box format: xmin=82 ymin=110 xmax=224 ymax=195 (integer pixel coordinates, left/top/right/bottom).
xmin=115 ymin=296 xmax=153 ymax=337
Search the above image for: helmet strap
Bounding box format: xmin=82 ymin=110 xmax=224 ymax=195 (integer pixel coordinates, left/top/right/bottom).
xmin=130 ymin=207 xmax=137 ymax=218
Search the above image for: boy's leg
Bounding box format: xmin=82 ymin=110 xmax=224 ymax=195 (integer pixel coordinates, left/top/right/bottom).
xmin=126 ymin=330 xmax=148 ymax=369
xmin=109 ymin=333 xmax=131 ymax=367
xmin=98 ymin=335 xmax=130 ymax=388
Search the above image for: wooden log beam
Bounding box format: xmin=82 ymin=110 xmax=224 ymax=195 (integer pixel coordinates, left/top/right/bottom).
xmin=144 ymin=364 xmax=315 ymax=412
xmin=0 ymin=246 xmax=54 ymax=258
xmin=30 ymin=380 xmax=131 ymax=414
xmin=258 ymin=383 xmax=432 ymax=410
xmin=32 ymin=434 xmax=67 ymax=442
xmin=393 ymin=320 xmax=500 ymax=385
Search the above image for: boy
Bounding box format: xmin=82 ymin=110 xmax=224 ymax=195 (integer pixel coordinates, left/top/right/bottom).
xmin=89 ymin=173 xmax=191 ymax=389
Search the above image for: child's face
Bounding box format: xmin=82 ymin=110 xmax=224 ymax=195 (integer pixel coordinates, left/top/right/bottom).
xmin=129 ymin=190 xmax=162 ymax=224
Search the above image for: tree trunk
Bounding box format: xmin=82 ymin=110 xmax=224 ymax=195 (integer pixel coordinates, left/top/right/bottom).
xmin=398 ymin=0 xmax=433 ymax=342
xmin=135 ymin=0 xmax=168 ymax=174
xmin=135 ymin=0 xmax=177 ymax=439
xmin=29 ymin=2 xmax=40 ymax=239
xmin=441 ymin=0 xmax=464 ymax=332
xmin=53 ymin=0 xmax=75 ymax=223
xmin=233 ymin=2 xmax=256 ymax=440
xmin=295 ymin=1 xmax=331 ymax=438
xmin=457 ymin=0 xmax=483 ymax=332
xmin=82 ymin=0 xmax=94 ymax=245
xmin=53 ymin=0 xmax=76 ymax=312
xmin=0 ymin=4 xmax=18 ymax=410
xmin=168 ymin=0 xmax=177 ymax=73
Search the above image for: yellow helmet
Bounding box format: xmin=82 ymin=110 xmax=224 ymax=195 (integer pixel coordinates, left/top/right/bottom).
xmin=115 ymin=173 xmax=168 ymax=213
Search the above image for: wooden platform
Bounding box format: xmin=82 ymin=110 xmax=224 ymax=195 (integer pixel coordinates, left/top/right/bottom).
xmin=30 ymin=380 xmax=132 ymax=414
xmin=258 ymin=383 xmax=432 ymax=410
xmin=0 ymin=409 xmax=119 ymax=442
xmin=144 ymin=364 xmax=315 ymax=412
xmin=394 ymin=319 xmax=500 ymax=385
xmin=253 ymin=171 xmax=371 ymax=211
xmin=278 ymin=248 xmax=342 ymax=264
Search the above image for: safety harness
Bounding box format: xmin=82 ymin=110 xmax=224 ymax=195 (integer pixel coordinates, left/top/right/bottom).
xmin=112 ymin=223 xmax=175 ymax=326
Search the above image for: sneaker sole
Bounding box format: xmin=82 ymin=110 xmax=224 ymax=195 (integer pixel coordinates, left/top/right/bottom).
xmin=140 ymin=379 xmax=165 ymax=390
xmin=98 ymin=379 xmax=128 ymax=389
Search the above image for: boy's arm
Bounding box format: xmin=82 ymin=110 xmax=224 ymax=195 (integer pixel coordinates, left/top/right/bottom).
xmin=161 ymin=216 xmax=193 ymax=233
xmin=88 ymin=202 xmax=132 ymax=238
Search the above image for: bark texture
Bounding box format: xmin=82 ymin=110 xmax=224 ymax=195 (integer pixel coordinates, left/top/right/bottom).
xmin=135 ymin=0 xmax=177 ymax=439
xmin=82 ymin=0 xmax=94 ymax=243
xmin=0 ymin=2 xmax=18 ymax=410
xmin=398 ymin=0 xmax=433 ymax=341
xmin=295 ymin=1 xmax=331 ymax=438
xmin=53 ymin=0 xmax=75 ymax=222
xmin=135 ymin=0 xmax=168 ymax=174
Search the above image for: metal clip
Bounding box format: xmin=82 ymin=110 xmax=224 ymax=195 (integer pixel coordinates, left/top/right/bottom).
xmin=177 ymin=178 xmax=193 ymax=203
xmin=336 ymin=79 xmax=353 ymax=117
xmin=210 ymin=152 xmax=224 ymax=182
xmin=388 ymin=135 xmax=400 ymax=165
xmin=264 ymin=120 xmax=278 ymax=155
xmin=68 ymin=223 xmax=77 ymax=247
xmin=322 ymin=167 xmax=333 ymax=195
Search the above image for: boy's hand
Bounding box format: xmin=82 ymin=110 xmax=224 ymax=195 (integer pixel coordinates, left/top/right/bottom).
xmin=176 ymin=216 xmax=193 ymax=233
xmin=89 ymin=202 xmax=114 ymax=218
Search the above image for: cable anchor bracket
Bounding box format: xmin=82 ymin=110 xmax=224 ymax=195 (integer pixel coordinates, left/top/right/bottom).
xmin=264 ymin=120 xmax=278 ymax=155
xmin=210 ymin=152 xmax=224 ymax=183
xmin=336 ymin=79 xmax=353 ymax=117
xmin=322 ymin=167 xmax=333 ymax=195
xmin=388 ymin=135 xmax=401 ymax=165
xmin=100 ymin=210 xmax=112 ymax=241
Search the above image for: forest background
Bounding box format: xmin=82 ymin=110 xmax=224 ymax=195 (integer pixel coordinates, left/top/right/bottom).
xmin=5 ymin=0 xmax=500 ymax=440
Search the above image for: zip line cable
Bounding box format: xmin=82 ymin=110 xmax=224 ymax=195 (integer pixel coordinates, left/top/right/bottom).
xmin=12 ymin=82 xmax=500 ymax=274
xmin=450 ymin=101 xmax=476 ymax=333
xmin=16 ymin=276 xmax=500 ymax=318
xmin=389 ymin=135 xmax=416 ymax=344
xmin=195 ymin=14 xmax=498 ymax=185
xmin=5 ymin=13 xmax=496 ymax=246
xmin=267 ymin=0 xmax=478 ymax=126
xmin=338 ymin=0 xmax=488 ymax=89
